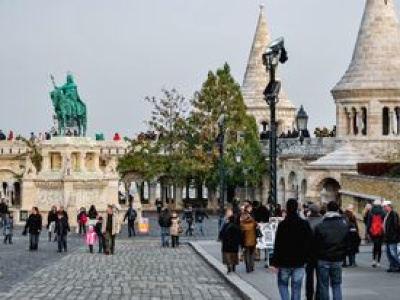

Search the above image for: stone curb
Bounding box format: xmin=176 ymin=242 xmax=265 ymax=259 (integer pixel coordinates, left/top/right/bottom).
xmin=189 ymin=241 xmax=270 ymax=300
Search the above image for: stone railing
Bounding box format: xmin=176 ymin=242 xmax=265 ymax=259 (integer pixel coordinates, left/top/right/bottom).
xmin=260 ymin=137 xmax=337 ymax=158
xmin=0 ymin=141 xmax=28 ymax=156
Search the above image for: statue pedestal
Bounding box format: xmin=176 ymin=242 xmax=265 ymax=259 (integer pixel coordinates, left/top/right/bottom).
xmin=20 ymin=137 xmax=129 ymax=225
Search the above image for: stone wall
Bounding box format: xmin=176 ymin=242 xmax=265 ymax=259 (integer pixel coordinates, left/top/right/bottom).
xmin=341 ymin=173 xmax=400 ymax=212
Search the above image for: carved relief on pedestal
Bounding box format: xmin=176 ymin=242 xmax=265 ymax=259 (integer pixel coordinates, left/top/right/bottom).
xmin=38 ymin=189 xmax=63 ymax=210
xmin=74 ymin=188 xmax=103 ymax=209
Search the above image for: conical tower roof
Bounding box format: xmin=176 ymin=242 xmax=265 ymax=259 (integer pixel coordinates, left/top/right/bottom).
xmin=242 ymin=5 xmax=295 ymax=111
xmin=332 ymin=0 xmax=400 ymax=96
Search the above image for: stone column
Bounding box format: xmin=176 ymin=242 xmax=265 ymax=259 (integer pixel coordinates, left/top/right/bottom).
xmin=41 ymin=151 xmax=50 ymax=172
xmin=149 ymin=181 xmax=158 ymax=207
xmin=93 ymin=152 xmax=101 ymax=171
xmin=347 ymin=111 xmax=353 ymax=135
xmin=79 ymin=151 xmax=86 ymax=172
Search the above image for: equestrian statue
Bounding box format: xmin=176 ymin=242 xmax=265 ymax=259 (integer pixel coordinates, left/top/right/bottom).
xmin=50 ymin=73 xmax=87 ymax=137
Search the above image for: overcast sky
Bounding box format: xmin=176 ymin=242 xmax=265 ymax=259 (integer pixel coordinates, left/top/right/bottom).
xmin=0 ymin=0 xmax=398 ymax=138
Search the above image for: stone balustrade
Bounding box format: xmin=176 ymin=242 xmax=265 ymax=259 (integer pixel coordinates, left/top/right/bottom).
xmin=261 ymin=137 xmax=337 ymax=158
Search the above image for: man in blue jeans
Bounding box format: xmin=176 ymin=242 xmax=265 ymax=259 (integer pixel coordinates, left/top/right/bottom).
xmin=382 ymin=200 xmax=400 ymax=272
xmin=272 ymin=199 xmax=313 ymax=300
xmin=158 ymin=208 xmax=171 ymax=247
xmin=314 ymin=201 xmax=349 ymax=300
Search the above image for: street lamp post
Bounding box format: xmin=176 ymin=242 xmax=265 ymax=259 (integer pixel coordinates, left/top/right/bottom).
xmin=217 ymin=112 xmax=226 ymax=230
xmin=262 ymin=37 xmax=288 ymax=208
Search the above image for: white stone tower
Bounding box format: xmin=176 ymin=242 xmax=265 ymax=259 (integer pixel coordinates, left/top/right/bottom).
xmin=332 ymin=0 xmax=400 ymax=139
xmin=242 ymin=5 xmax=296 ymax=134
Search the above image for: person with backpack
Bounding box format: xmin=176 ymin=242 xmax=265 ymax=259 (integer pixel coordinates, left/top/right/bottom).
xmin=382 ymin=200 xmax=400 ymax=272
xmin=183 ymin=205 xmax=194 ymax=236
xmin=195 ymin=206 xmax=208 ymax=236
xmin=367 ymin=199 xmax=385 ymax=268
xmin=123 ymin=204 xmax=137 ymax=237
xmin=158 ymin=208 xmax=172 ymax=247
xmin=77 ymin=207 xmax=87 ymax=235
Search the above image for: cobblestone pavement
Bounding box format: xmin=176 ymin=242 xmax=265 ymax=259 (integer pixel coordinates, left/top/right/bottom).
xmin=1 ymin=235 xmax=242 ymax=300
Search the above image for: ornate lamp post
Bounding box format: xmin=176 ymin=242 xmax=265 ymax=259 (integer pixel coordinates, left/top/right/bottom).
xmin=262 ymin=37 xmax=288 ymax=208
xmin=296 ymin=105 xmax=309 ymax=144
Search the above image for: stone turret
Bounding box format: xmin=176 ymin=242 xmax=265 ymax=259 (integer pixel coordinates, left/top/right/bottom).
xmin=242 ymin=5 xmax=296 ymax=134
xmin=332 ymin=0 xmax=400 ymax=139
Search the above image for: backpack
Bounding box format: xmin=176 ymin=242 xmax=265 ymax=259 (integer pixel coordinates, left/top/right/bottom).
xmin=80 ymin=213 xmax=87 ymax=224
xmin=128 ymin=209 xmax=137 ymax=221
xmin=370 ymin=214 xmax=383 ymax=237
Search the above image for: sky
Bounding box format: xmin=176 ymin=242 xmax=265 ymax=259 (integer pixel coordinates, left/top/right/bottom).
xmin=0 ymin=0 xmax=398 ymax=139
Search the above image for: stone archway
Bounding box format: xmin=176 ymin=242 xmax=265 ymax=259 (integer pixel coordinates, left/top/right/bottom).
xmin=318 ymin=177 xmax=341 ymax=205
xmin=0 ymin=169 xmax=18 ymax=207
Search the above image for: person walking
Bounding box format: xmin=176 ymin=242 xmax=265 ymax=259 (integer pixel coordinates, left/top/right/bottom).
xmin=169 ymin=212 xmax=182 ymax=248
xmin=158 ymin=208 xmax=172 ymax=247
xmin=195 ymin=206 xmax=208 ymax=236
xmin=77 ymin=207 xmax=88 ymax=235
xmin=273 ymin=199 xmax=313 ymax=300
xmin=382 ymin=200 xmax=400 ymax=272
xmin=363 ymin=203 xmax=372 ymax=243
xmin=219 ymin=214 xmax=241 ymax=274
xmin=85 ymin=226 xmax=98 ymax=254
xmin=183 ymin=205 xmax=194 ymax=236
xmin=95 ymin=216 xmax=104 ymax=253
xmin=343 ymin=206 xmax=361 ymax=267
xmin=314 ymin=201 xmax=349 ymax=300
xmin=123 ymin=204 xmax=137 ymax=237
xmin=155 ymin=198 xmax=163 ymax=215
xmin=54 ymin=211 xmax=70 ymax=253
xmin=0 ymin=198 xmax=8 ymax=228
xmin=23 ymin=207 xmax=43 ymax=251
xmin=87 ymin=205 xmax=98 ymax=226
xmin=3 ymin=212 xmax=13 ymax=244
xmin=47 ymin=206 xmax=58 ymax=242
xmin=240 ymin=203 xmax=257 ymax=273
xmin=305 ymin=204 xmax=323 ymax=300
xmin=367 ymin=199 xmax=385 ymax=268
xmin=101 ymin=205 xmax=120 ymax=255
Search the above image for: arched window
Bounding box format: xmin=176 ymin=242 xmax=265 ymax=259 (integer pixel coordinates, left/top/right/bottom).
xmin=383 ymin=107 xmax=390 ymax=136
xmin=352 ymin=107 xmax=358 ymax=135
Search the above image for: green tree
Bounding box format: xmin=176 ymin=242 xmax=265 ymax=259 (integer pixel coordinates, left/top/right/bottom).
xmin=189 ymin=63 xmax=266 ymax=195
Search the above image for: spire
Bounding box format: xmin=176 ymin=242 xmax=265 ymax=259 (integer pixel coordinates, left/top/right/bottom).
xmin=242 ymin=5 xmax=295 ymax=127
xmin=332 ymin=0 xmax=400 ymax=95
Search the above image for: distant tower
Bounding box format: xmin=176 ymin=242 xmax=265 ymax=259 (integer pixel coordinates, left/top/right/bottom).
xmin=332 ymin=0 xmax=400 ymax=139
xmin=242 ymin=4 xmax=296 ymax=134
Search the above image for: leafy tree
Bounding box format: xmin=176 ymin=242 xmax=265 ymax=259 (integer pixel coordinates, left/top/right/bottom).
xmin=189 ymin=63 xmax=266 ymax=194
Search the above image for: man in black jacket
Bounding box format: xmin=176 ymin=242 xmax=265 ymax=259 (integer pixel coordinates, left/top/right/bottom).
xmin=382 ymin=200 xmax=400 ymax=272
xmin=314 ymin=201 xmax=348 ymax=300
xmin=54 ymin=211 xmax=70 ymax=253
xmin=273 ymin=199 xmax=313 ymax=300
xmin=158 ymin=208 xmax=171 ymax=247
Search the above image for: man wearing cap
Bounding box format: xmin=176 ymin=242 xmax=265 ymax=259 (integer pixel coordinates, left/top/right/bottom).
xmin=314 ymin=201 xmax=348 ymax=300
xmin=382 ymin=200 xmax=400 ymax=272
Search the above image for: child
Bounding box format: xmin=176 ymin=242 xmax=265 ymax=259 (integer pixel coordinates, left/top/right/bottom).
xmin=3 ymin=212 xmax=13 ymax=244
xmin=54 ymin=211 xmax=70 ymax=253
xmin=170 ymin=212 xmax=182 ymax=248
xmin=95 ymin=216 xmax=104 ymax=253
xmin=85 ymin=225 xmax=98 ymax=254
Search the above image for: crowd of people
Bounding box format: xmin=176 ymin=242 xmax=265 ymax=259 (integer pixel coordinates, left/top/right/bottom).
xmin=217 ymin=198 xmax=400 ymax=300
xmin=157 ymin=205 xmax=210 ymax=247
xmin=1 ymin=204 xmax=121 ymax=255
xmin=0 ymin=128 xmax=126 ymax=142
